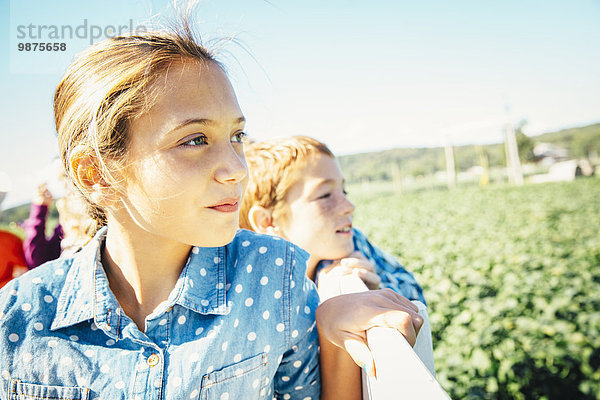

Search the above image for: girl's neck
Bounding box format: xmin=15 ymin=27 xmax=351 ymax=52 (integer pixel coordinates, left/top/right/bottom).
xmin=102 ymin=218 xmax=191 ymax=331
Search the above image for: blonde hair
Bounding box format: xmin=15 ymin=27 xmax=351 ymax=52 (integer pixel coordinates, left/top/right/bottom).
xmin=54 ymin=25 xmax=219 ymax=232
xmin=240 ymin=135 xmax=334 ymax=230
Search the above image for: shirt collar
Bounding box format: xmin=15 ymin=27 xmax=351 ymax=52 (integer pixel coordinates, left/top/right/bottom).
xmin=170 ymin=244 xmax=229 ymax=315
xmin=51 ymin=227 xmax=230 ymax=335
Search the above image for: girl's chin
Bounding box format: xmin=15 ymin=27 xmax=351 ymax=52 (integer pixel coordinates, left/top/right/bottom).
xmin=191 ymin=227 xmax=237 ymax=248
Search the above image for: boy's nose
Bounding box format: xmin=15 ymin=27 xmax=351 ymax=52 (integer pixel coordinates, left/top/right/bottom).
xmin=339 ymin=195 xmax=355 ymax=216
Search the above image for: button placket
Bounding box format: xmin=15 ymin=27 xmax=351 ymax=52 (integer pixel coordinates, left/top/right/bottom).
xmin=132 ymin=348 xmax=164 ymax=400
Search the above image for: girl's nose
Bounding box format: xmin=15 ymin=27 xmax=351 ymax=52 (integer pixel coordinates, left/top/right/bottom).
xmin=215 ymin=147 xmax=248 ymax=184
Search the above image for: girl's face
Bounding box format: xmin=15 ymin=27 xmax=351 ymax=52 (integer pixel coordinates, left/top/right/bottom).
xmin=112 ymin=61 xmax=247 ymax=247
xmin=273 ymin=153 xmax=355 ymax=262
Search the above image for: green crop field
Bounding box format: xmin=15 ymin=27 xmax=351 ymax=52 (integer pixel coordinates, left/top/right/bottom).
xmin=349 ymin=178 xmax=600 ymax=399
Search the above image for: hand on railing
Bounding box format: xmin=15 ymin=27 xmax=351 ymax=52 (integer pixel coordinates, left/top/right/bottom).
xmin=316 ymin=288 xmax=424 ymax=377
xmin=336 ymin=275 xmax=451 ymax=399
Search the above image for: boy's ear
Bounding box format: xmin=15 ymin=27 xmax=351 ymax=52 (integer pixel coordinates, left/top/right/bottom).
xmin=248 ymin=205 xmax=278 ymax=235
xmin=69 ymin=145 xmax=117 ymax=207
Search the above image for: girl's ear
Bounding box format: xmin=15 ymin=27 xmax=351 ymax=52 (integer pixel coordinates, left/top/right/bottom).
xmin=69 ymin=145 xmax=118 ymax=207
xmin=248 ymin=205 xmax=278 ymax=235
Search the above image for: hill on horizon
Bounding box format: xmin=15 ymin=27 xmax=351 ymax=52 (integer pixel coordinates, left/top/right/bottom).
xmin=338 ymin=122 xmax=600 ymax=183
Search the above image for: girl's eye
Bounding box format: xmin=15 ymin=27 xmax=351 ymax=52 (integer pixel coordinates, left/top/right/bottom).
xmin=318 ymin=193 xmax=331 ymax=200
xmin=182 ymin=135 xmax=208 ymax=146
xmin=343 ymin=189 xmax=348 ymax=196
xmin=232 ymin=131 xmax=247 ymax=144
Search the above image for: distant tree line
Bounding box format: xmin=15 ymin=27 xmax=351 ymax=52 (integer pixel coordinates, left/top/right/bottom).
xmin=338 ymin=123 xmax=600 ymax=184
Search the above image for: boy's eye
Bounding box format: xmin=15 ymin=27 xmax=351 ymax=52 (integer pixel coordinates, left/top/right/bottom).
xmin=318 ymin=193 xmax=331 ymax=200
xmin=182 ymin=135 xmax=208 ymax=146
xmin=232 ymin=131 xmax=247 ymax=144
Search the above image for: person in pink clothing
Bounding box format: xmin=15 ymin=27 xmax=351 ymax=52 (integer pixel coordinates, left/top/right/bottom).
xmin=22 ymin=184 xmax=62 ymax=268
xmin=23 ymin=180 xmax=93 ymax=267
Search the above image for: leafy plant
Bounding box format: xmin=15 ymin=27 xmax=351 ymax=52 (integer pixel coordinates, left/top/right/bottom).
xmin=350 ymin=178 xmax=600 ymax=399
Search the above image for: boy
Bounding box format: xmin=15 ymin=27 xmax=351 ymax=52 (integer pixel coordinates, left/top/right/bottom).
xmin=240 ymin=135 xmax=426 ymax=304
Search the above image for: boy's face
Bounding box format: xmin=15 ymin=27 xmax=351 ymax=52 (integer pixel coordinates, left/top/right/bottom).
xmin=273 ymin=153 xmax=355 ymax=261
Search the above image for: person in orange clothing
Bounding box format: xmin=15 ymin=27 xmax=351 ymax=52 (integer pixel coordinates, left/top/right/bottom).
xmin=0 ymin=189 xmax=28 ymax=289
xmin=0 ymin=231 xmax=27 ymax=289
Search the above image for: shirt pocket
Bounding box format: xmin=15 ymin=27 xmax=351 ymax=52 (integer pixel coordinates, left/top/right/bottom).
xmin=200 ymin=353 xmax=267 ymax=400
xmin=9 ymin=379 xmax=90 ymax=400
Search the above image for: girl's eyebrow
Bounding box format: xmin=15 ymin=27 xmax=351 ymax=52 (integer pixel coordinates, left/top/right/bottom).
xmin=168 ymin=116 xmax=246 ymax=134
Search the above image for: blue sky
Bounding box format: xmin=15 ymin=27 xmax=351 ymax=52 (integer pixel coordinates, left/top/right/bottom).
xmin=1 ymin=0 xmax=599 ymax=207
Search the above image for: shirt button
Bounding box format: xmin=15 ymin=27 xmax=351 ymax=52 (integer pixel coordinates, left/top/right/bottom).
xmin=147 ymin=353 xmax=160 ymax=367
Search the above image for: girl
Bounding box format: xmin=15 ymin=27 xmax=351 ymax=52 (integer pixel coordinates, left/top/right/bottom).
xmin=0 ymin=27 xmax=422 ymax=400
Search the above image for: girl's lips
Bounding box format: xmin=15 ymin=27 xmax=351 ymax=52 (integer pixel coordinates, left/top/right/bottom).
xmin=208 ymin=201 xmax=239 ymax=213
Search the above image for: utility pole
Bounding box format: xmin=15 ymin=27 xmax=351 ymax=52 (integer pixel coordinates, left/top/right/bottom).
xmin=504 ymin=107 xmax=523 ymax=185
xmin=445 ymin=142 xmax=456 ymax=189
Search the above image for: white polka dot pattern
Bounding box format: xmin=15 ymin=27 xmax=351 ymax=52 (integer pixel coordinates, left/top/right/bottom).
xmin=0 ymin=229 xmax=320 ymax=400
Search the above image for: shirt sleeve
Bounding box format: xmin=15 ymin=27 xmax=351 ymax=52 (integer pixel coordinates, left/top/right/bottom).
xmin=0 ymin=279 xmax=19 ymax=399
xmin=353 ymin=228 xmax=427 ymax=305
xmin=273 ymin=246 xmax=321 ymax=400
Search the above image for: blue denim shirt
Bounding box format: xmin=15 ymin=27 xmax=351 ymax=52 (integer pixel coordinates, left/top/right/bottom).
xmin=317 ymin=228 xmax=427 ymax=305
xmin=0 ymin=227 xmax=320 ymax=400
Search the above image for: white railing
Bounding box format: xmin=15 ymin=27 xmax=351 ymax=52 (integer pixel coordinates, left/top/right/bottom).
xmin=339 ymin=275 xmax=451 ymax=399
